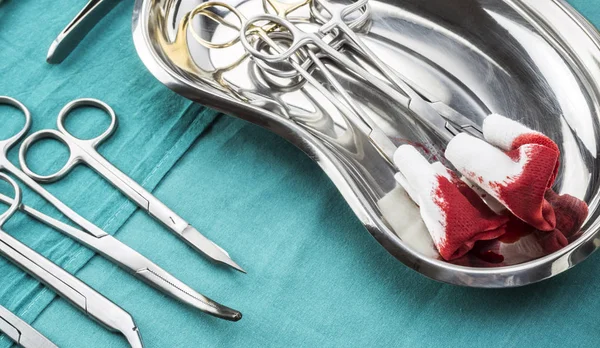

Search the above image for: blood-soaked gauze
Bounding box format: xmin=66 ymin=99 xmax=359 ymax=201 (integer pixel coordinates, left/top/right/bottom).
xmin=394 ymin=145 xmax=508 ymax=261
xmin=445 ymin=114 xmax=560 ymax=231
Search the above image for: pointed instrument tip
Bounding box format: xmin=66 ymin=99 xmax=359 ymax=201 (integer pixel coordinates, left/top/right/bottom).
xmin=213 ymin=244 xmax=246 ymax=273
xmin=46 ymin=40 xmax=64 ymax=64
xmin=208 ymin=239 xmax=246 ymax=273
xmin=181 ymin=226 xmax=247 ymax=273
xmin=214 ymin=250 xmax=246 ymax=273
xmin=225 ymin=258 xmax=247 ymax=274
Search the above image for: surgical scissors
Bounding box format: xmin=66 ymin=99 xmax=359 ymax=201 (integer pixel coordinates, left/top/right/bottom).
xmin=45 ymin=0 xmax=308 ymax=63
xmin=183 ymin=1 xmax=477 ymax=150
xmin=17 ymin=99 xmax=244 ymax=272
xmin=0 ymin=97 xmax=241 ymax=320
xmin=0 ymin=97 xmax=115 ymax=241
xmin=0 ymin=305 xmax=57 ymax=348
xmin=45 ymin=0 xmax=309 ymax=64
xmin=0 ymin=186 xmax=242 ymax=321
xmin=0 ymin=173 xmax=143 ymax=348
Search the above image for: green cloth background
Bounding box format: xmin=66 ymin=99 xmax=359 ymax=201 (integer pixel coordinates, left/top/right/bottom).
xmin=0 ymin=0 xmax=599 ymax=347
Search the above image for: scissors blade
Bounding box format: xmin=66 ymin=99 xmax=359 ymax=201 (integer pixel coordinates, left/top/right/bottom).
xmin=47 ymin=0 xmax=121 ymax=64
xmin=181 ymin=226 xmax=245 ymax=273
xmin=0 ymin=306 xmax=58 ymax=348
xmin=68 ymin=137 xmax=244 ymax=272
xmin=407 ymin=97 xmax=455 ymax=143
xmin=0 ymin=316 xmax=21 ymax=346
xmin=383 ymin=69 xmax=484 ymax=140
xmin=368 ymin=128 xmax=397 ymax=164
xmin=0 ymin=193 xmax=242 ymax=321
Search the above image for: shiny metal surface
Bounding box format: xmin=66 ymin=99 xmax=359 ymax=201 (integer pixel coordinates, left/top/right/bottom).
xmin=0 ymin=305 xmax=57 ymax=348
xmin=0 ymin=96 xmax=241 ymax=320
xmin=0 ymin=193 xmax=242 ymax=322
xmin=0 ymin=174 xmax=143 ymax=348
xmin=18 ymin=98 xmax=244 ymax=273
xmin=0 ymin=97 xmax=115 ymax=240
xmin=47 ymin=0 xmax=122 ymax=64
xmin=132 ymin=0 xmax=600 ymax=287
xmin=238 ymin=7 xmax=482 ymax=161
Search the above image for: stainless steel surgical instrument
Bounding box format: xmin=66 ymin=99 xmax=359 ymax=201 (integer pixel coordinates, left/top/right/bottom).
xmin=241 ymin=15 xmax=397 ymax=161
xmin=308 ymin=0 xmax=483 ymax=141
xmin=47 ymin=0 xmax=122 ymax=64
xmin=15 ymin=98 xmax=244 ymax=272
xmin=45 ymin=0 xmax=306 ymax=63
xmin=189 ymin=1 xmax=481 ymax=156
xmin=133 ymin=0 xmax=600 ymax=287
xmin=239 ymin=12 xmax=482 ymax=163
xmin=0 ymin=189 xmax=242 ymax=321
xmin=0 ymin=173 xmax=143 ymax=348
xmin=0 ymin=305 xmax=57 ymax=348
xmin=0 ymin=97 xmax=118 ymax=243
xmin=0 ymin=96 xmax=241 ymax=320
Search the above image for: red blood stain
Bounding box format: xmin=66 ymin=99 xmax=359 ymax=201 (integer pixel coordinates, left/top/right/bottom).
xmin=534 ymin=229 xmax=568 ymax=253
xmin=411 ymin=129 xmax=589 ymax=262
xmin=488 ymin=133 xmax=560 ymax=231
xmin=466 ymin=240 xmax=505 ymax=265
xmin=498 ymin=215 xmax=535 ymax=243
xmin=476 ymin=250 xmax=505 ymax=264
xmin=460 ymin=188 xmax=589 ymax=261
xmin=545 ymin=189 xmax=588 ymax=239
xmin=465 ymin=170 xmax=484 ymax=184
xmin=432 ymin=172 xmax=508 ymax=261
xmin=396 ymin=139 xmax=441 ymax=162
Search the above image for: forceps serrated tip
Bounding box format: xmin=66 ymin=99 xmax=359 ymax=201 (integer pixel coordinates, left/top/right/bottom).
xmin=135 ymin=266 xmax=243 ymax=321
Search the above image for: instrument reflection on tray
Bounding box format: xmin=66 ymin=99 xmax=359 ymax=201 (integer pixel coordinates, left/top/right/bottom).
xmin=160 ymin=0 xmax=497 ymax=258
xmin=135 ymin=0 xmax=598 ymax=288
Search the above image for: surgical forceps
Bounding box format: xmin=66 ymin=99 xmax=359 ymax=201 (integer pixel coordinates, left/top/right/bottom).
xmin=241 ymin=14 xmax=398 ymax=160
xmin=17 ymin=99 xmax=244 ymax=272
xmin=0 ymin=173 xmax=143 ymax=348
xmin=0 ymin=305 xmax=57 ymax=348
xmin=255 ymin=0 xmax=370 ymax=80
xmin=0 ymin=97 xmax=241 ymax=320
xmin=240 ymin=12 xmax=482 ymax=163
xmin=308 ymin=0 xmax=483 ymax=141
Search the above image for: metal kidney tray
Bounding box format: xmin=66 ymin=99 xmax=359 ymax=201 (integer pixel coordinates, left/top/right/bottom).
xmin=133 ymin=0 xmax=600 ymax=287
